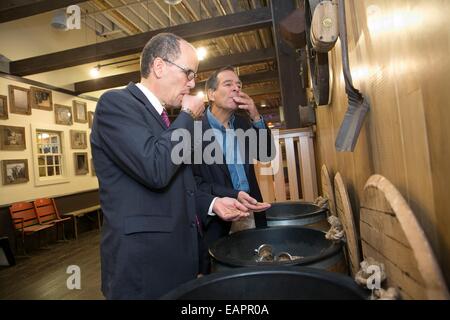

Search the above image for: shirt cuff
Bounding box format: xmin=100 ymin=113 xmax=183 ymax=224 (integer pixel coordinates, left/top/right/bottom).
xmin=208 ymin=197 xmax=218 ymax=216
xmin=252 ymin=115 xmax=266 ymax=129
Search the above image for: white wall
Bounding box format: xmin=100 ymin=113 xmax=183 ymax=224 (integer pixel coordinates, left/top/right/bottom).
xmin=0 ymin=11 xmax=99 ymax=61
xmin=0 ymin=77 xmax=98 ymax=205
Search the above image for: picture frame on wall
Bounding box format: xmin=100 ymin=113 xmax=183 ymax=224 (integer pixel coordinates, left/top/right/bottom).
xmin=0 ymin=95 xmax=8 ymax=120
xmin=0 ymin=125 xmax=26 ymax=151
xmin=73 ymin=100 xmax=87 ymax=123
xmin=30 ymin=86 xmax=53 ymax=111
xmin=74 ymin=152 xmax=89 ymax=175
xmin=2 ymin=159 xmax=29 ymax=185
xmin=70 ymin=130 xmax=87 ymax=149
xmin=8 ymin=85 xmax=31 ymax=115
xmin=88 ymin=111 xmax=94 ymax=128
xmin=55 ymin=104 xmax=73 ymax=125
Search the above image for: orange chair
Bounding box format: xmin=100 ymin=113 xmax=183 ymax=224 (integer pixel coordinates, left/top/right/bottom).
xmin=9 ymin=202 xmax=55 ymax=255
xmin=33 ymin=198 xmax=72 ymax=241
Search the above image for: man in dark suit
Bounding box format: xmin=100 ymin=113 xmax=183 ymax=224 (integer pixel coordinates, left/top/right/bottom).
xmin=193 ymin=66 xmax=275 ymax=274
xmin=91 ymin=33 xmax=249 ymax=299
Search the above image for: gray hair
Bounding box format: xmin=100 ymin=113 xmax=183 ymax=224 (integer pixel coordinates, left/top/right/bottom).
xmin=205 ymin=65 xmax=235 ymax=101
xmin=140 ymin=33 xmax=182 ymax=78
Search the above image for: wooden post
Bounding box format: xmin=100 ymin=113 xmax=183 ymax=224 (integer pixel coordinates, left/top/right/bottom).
xmin=270 ymin=0 xmax=307 ymax=129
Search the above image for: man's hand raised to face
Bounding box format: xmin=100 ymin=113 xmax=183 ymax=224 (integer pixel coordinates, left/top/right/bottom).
xmin=232 ymin=92 xmax=261 ymax=122
xmin=182 ymin=94 xmax=205 ymax=119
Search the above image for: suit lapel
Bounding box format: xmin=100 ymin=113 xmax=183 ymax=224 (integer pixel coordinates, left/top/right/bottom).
xmin=126 ymin=82 xmax=166 ymax=130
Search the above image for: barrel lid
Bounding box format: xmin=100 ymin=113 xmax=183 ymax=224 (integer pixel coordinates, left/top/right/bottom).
xmin=334 ymin=172 xmax=361 ymax=277
xmin=360 ymin=174 xmax=449 ymax=299
xmin=265 ymin=200 xmax=327 ymax=221
xmin=321 ymin=164 xmax=336 ymax=216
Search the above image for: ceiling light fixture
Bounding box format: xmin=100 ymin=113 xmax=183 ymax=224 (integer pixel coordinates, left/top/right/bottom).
xmin=89 ymin=65 xmax=101 ymax=78
xmin=196 ymin=47 xmax=207 ymax=61
xmin=89 ymin=57 xmax=140 ymax=78
xmin=196 ymin=91 xmax=205 ymax=99
xmin=164 ymin=0 xmax=182 ymax=5
xmin=51 ymin=9 xmax=67 ymax=30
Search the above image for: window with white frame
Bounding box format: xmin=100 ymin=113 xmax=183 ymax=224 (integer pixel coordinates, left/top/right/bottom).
xmin=36 ymin=130 xmax=63 ymax=177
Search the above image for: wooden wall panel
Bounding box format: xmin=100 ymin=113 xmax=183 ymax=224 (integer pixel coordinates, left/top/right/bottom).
xmin=314 ymin=0 xmax=450 ymax=286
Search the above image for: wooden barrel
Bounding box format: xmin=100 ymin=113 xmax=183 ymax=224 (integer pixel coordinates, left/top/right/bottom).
xmin=265 ymin=201 xmax=329 ymax=231
xmin=162 ymin=266 xmax=367 ymax=300
xmin=209 ymin=226 xmax=348 ymax=274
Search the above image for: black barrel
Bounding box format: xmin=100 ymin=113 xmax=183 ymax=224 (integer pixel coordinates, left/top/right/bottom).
xmin=161 ymin=266 xmax=367 ymax=300
xmin=265 ymin=201 xmax=328 ymax=230
xmin=209 ymin=226 xmax=347 ymax=273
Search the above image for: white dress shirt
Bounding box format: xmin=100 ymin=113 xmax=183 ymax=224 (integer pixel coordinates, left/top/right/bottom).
xmin=136 ymin=82 xmax=165 ymax=115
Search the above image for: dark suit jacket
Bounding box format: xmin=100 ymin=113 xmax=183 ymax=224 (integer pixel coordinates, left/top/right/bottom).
xmin=90 ymin=83 xmax=214 ymax=299
xmin=192 ymin=112 xmax=274 ymax=266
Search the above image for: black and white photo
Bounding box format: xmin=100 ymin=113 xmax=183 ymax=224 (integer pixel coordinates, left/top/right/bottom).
xmin=73 ymin=100 xmax=87 ymax=123
xmin=2 ymin=159 xmax=29 ymax=185
xmin=8 ymin=85 xmax=31 ymax=115
xmin=70 ymin=130 xmax=87 ymax=149
xmin=74 ymin=152 xmax=88 ymax=175
xmin=30 ymin=87 xmax=53 ymax=111
xmin=55 ymin=104 xmax=73 ymax=125
xmin=0 ymin=125 xmax=26 ymax=150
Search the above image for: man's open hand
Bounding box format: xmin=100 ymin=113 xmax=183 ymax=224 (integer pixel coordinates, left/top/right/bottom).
xmin=213 ymin=197 xmax=249 ymax=221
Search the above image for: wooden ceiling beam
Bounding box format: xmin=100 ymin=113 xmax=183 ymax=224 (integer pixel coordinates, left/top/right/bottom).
xmin=74 ymin=48 xmax=276 ymax=94
xmin=271 ymin=1 xmax=305 ymax=128
xmin=10 ymin=7 xmax=272 ymax=76
xmin=241 ymin=84 xmax=280 ymax=96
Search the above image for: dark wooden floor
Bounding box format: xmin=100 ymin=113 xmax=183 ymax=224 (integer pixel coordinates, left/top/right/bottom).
xmin=0 ymin=230 xmax=104 ymax=300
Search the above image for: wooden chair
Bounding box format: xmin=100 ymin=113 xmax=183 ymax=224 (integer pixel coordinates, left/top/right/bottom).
xmin=33 ymin=198 xmax=72 ymax=241
xmin=9 ymin=202 xmax=55 ymax=255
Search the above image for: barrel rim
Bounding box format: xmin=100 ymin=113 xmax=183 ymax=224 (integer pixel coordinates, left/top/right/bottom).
xmin=160 ymin=266 xmax=368 ymax=300
xmin=209 ymin=226 xmax=344 ymax=268
xmin=265 ymin=201 xmax=328 ymax=221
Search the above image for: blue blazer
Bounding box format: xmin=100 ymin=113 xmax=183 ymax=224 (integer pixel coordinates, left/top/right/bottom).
xmin=91 ymin=83 xmax=214 ymax=299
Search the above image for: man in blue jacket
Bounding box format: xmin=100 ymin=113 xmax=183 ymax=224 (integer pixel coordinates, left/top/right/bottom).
xmin=91 ymin=33 xmax=249 ymax=299
xmin=193 ymin=66 xmax=275 ymax=274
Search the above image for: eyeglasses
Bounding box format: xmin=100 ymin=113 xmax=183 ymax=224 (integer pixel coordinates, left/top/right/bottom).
xmin=162 ymin=58 xmax=197 ymax=81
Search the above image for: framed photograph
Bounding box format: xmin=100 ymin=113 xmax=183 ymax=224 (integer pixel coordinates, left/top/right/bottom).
xmin=0 ymin=95 xmax=7 ymax=120
xmin=30 ymin=86 xmax=52 ymax=111
xmin=91 ymin=158 xmax=96 ymax=176
xmin=8 ymin=85 xmax=31 ymax=115
xmin=0 ymin=125 xmax=26 ymax=150
xmin=73 ymin=100 xmax=87 ymax=123
xmin=88 ymin=111 xmax=94 ymax=129
xmin=2 ymin=159 xmax=29 ymax=185
xmin=70 ymin=130 xmax=87 ymax=149
xmin=74 ymin=152 xmax=89 ymax=175
xmin=55 ymin=104 xmax=73 ymax=125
